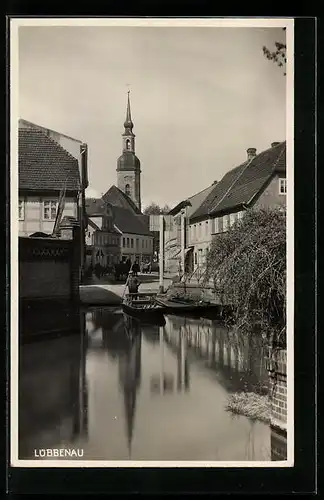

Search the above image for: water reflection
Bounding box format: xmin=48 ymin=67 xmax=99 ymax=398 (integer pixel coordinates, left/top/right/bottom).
xmin=19 ymin=314 xmax=88 ymax=459
xmin=18 ymin=307 xmax=287 ymax=461
xmin=164 ymin=316 xmax=269 ymax=395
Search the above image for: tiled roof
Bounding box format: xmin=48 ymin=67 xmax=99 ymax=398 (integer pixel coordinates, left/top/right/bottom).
xmin=169 ymin=183 xmax=216 ymax=217
xmin=102 ymin=185 xmax=141 ymax=214
xmin=85 ymin=193 xmax=150 ymax=235
xmin=210 ymin=142 xmax=286 ymax=214
xmin=88 ymin=218 xmax=101 ymax=231
xmin=190 ymin=141 xmax=286 ymax=220
xmin=112 ymin=206 xmax=153 ymax=236
xmin=85 ymin=198 xmax=106 ymax=216
xmin=190 ymin=163 xmax=246 ymax=220
xmin=19 ymin=129 xmax=80 ymax=192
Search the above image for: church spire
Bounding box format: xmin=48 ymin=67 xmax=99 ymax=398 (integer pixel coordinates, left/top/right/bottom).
xmin=123 ymin=91 xmax=134 ymax=136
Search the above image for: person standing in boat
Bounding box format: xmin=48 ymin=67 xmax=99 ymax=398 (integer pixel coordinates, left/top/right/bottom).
xmin=127 ymin=271 xmax=140 ymax=299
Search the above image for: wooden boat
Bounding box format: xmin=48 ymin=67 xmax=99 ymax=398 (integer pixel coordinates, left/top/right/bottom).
xmin=154 ymin=295 xmax=222 ymax=316
xmin=122 ymin=292 xmax=167 ymax=320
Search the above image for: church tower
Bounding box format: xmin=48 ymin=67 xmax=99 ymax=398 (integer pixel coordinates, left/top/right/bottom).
xmin=117 ymin=92 xmax=142 ymax=212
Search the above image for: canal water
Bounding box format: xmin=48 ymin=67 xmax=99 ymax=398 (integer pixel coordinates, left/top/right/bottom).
xmin=19 ymin=307 xmax=286 ymax=462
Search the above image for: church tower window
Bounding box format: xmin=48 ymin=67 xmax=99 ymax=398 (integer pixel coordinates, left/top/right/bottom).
xmin=126 ymin=139 xmax=131 ymax=150
xmin=125 ymin=184 xmax=131 ymax=196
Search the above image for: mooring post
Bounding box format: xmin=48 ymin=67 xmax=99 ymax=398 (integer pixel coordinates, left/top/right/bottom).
xmin=159 ymin=214 xmax=164 ymax=294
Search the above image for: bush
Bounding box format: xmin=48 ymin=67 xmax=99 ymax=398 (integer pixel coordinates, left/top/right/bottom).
xmin=204 ymin=207 xmax=286 ymax=347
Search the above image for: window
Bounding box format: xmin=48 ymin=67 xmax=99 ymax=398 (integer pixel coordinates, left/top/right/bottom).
xmin=223 ymin=215 xmax=230 ymax=231
xmin=136 ymin=238 xmax=139 ymax=248
xmin=131 ymin=238 xmax=134 ymax=248
xmin=194 ymin=252 xmax=197 ymax=265
xmin=279 ymin=178 xmax=287 ymax=195
xmin=127 ymin=237 xmax=130 ymax=248
xmin=230 ymin=213 xmax=236 ymax=226
xmin=214 ymin=218 xmax=219 ymax=233
xmin=142 ymin=240 xmax=144 ymax=248
xmin=123 ymin=237 xmax=126 ymax=247
xmin=125 ymin=184 xmax=131 ymax=196
xmin=19 ymin=199 xmax=25 ymax=220
xmin=126 ymin=139 xmax=131 ymax=150
xmin=43 ymin=199 xmax=57 ymax=220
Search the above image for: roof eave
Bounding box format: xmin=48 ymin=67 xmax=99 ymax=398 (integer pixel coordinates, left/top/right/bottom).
xmin=19 ymin=187 xmax=80 ymax=196
xmin=169 ymin=199 xmax=192 ymax=216
xmin=189 ymin=212 xmax=211 ymax=223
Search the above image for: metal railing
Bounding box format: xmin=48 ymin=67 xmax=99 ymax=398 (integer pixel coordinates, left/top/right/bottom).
xmin=182 ymin=264 xmax=207 ymax=284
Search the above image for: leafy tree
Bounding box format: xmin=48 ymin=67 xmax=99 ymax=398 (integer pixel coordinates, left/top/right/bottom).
xmin=204 ymin=207 xmax=286 ymax=347
xmin=262 ymin=28 xmax=287 ymax=76
xmin=143 ymin=203 xmax=171 ymax=215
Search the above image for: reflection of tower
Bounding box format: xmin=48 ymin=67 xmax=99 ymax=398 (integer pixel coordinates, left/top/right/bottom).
xmin=118 ymin=331 xmax=142 ymax=456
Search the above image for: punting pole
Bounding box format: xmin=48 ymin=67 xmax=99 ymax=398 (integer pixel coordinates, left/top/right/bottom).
xmin=180 ymin=209 xmax=186 ymax=279
xmin=159 ymin=214 xmax=164 ymax=294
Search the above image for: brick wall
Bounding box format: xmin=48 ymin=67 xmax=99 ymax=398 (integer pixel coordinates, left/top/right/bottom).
xmin=267 ymin=348 xmax=287 ymax=431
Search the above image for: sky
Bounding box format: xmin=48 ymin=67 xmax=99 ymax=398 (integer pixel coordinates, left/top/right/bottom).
xmin=18 ymin=23 xmax=286 ymax=209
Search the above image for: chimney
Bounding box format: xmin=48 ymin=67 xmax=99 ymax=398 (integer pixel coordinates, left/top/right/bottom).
xmin=247 ymin=148 xmax=257 ymax=161
xmin=271 ymin=142 xmax=280 ymax=148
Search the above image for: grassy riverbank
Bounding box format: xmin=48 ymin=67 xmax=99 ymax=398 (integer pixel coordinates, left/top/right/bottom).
xmin=225 ymin=391 xmax=271 ymax=424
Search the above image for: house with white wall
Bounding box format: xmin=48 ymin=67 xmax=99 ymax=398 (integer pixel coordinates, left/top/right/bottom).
xmin=164 ymin=182 xmax=217 ymax=274
xmin=18 ymin=128 xmax=81 ymax=237
xmin=18 ymin=119 xmax=89 ymax=272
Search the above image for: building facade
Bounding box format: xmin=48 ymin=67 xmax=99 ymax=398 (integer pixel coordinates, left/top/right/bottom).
xmin=85 ymin=193 xmax=153 ymax=267
xmin=18 ymin=119 xmax=89 ymax=273
xmin=116 ymin=92 xmax=142 ymax=212
xmin=162 ymin=141 xmax=286 ymax=278
xmin=120 ymin=231 xmax=153 ymax=264
xmin=160 ymin=183 xmax=216 ymax=275
xmin=188 ymin=141 xmax=287 ymax=273
xmin=18 ymin=128 xmax=81 ymax=237
xmin=85 ymin=199 xmax=121 ymax=268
